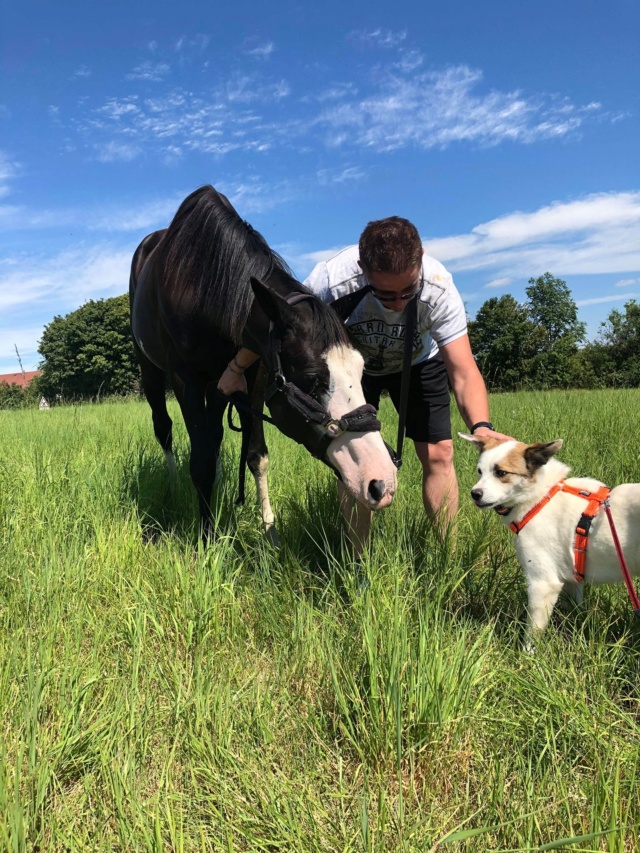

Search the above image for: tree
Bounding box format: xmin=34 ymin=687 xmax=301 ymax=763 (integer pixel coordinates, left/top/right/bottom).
xmin=468 ymin=295 xmax=545 ymax=391
xmin=525 ymin=273 xmax=586 ymax=346
xmin=38 ymin=295 xmax=138 ymax=401
xmin=0 ymin=382 xmax=30 ymax=409
xmin=595 ymin=299 xmax=640 ymax=386
xmin=525 ymin=273 xmax=586 ymax=388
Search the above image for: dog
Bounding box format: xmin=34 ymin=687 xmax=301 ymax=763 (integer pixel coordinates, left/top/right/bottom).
xmin=460 ymin=433 xmax=640 ymax=648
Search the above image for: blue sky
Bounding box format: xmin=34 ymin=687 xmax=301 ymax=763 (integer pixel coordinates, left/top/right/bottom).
xmin=1 ymin=0 xmax=639 ymax=372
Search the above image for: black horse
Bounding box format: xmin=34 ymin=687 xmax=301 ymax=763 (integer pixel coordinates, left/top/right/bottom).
xmin=129 ymin=185 xmax=397 ymax=538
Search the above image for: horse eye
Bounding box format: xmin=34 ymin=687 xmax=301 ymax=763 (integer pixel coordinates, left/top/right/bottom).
xmin=298 ymin=375 xmax=320 ymax=395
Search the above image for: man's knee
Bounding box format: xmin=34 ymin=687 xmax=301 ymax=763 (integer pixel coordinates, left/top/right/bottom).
xmin=415 ymin=439 xmax=454 ymax=472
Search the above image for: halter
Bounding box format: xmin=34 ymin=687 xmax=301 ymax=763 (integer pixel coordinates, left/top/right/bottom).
xmin=261 ymin=291 xmax=386 ymax=463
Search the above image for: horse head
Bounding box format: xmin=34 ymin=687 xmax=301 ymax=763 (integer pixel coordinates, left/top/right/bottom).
xmin=250 ymin=278 xmax=397 ymax=510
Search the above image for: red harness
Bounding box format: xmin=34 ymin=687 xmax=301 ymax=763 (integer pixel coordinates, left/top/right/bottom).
xmin=497 ymin=480 xmax=611 ymax=582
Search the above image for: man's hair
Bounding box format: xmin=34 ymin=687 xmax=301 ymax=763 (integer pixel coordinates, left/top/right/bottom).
xmin=358 ymin=216 xmax=423 ymax=274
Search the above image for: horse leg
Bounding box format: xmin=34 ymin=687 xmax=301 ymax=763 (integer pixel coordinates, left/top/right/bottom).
xmin=247 ymin=366 xmax=280 ymax=546
xmin=173 ymin=376 xmax=224 ymax=539
xmin=137 ymin=349 xmax=176 ymax=489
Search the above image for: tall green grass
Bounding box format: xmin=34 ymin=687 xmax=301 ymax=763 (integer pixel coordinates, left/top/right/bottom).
xmin=0 ymin=389 xmax=639 ymax=851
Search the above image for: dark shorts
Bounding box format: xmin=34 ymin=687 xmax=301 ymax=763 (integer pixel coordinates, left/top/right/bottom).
xmin=361 ymin=354 xmax=452 ymax=443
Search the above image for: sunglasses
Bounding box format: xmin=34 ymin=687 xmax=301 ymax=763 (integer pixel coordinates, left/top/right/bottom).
xmin=371 ymin=277 xmax=423 ymax=304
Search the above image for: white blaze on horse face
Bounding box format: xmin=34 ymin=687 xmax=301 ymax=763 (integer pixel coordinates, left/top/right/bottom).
xmin=323 ymin=345 xmax=397 ymax=509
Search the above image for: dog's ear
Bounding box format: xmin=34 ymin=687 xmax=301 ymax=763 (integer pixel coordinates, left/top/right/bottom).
xmin=458 ymin=432 xmax=488 ymax=452
xmin=524 ymin=439 xmax=563 ymax=471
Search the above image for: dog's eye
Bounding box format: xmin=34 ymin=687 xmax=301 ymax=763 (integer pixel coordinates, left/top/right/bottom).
xmin=495 ymin=469 xmax=508 ymax=479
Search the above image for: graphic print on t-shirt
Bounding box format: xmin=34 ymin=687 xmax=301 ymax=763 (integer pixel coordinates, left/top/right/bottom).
xmin=347 ymin=316 xmax=424 ymax=374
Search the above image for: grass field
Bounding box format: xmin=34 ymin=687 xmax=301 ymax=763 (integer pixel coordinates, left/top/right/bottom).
xmin=1 ymin=389 xmax=639 ymax=851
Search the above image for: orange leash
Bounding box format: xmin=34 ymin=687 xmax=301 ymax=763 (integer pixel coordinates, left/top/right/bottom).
xmin=603 ymin=499 xmax=640 ymax=615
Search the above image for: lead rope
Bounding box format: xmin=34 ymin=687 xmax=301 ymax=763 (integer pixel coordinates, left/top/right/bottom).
xmin=394 ymin=293 xmax=418 ymax=469
xmin=603 ymin=499 xmax=640 ymax=615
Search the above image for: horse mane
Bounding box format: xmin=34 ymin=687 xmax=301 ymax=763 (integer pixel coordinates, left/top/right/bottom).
xmin=161 ymin=185 xmax=292 ymax=344
xmin=267 ymin=266 xmax=350 ymax=351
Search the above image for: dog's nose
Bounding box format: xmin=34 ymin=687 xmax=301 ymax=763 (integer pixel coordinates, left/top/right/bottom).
xmin=471 ymin=489 xmax=483 ymax=502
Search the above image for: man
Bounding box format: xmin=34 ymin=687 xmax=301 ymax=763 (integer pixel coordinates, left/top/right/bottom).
xmin=302 ymin=216 xmax=509 ymax=551
xmin=218 ymin=216 xmax=507 ymax=553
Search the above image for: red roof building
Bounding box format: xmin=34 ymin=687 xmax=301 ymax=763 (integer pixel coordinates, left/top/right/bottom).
xmin=0 ymin=370 xmax=41 ymax=388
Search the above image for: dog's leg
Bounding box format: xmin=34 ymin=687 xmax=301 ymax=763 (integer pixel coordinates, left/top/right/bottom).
xmin=559 ymin=581 xmax=584 ymax=611
xmin=524 ymin=579 xmax=564 ymax=653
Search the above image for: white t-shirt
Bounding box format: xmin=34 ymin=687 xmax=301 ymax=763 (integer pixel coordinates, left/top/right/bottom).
xmin=303 ymin=245 xmax=467 ymax=375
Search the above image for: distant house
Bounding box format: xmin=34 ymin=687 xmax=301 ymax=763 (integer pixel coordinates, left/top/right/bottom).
xmin=0 ymin=370 xmax=41 ymax=388
xmin=0 ymin=370 xmax=48 ymax=408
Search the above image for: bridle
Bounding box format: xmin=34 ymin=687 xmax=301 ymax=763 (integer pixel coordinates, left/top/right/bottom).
xmin=261 ymin=290 xmax=390 ymax=465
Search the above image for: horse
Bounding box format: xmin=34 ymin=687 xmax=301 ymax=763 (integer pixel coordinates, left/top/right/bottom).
xmin=129 ymin=185 xmax=397 ymax=540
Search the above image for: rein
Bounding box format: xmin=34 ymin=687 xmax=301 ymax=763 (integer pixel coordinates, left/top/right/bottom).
xmin=394 ymin=292 xmax=418 ymax=469
xmin=497 ymin=481 xmax=640 ymax=614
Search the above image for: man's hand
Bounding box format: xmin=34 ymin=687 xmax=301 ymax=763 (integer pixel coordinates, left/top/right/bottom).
xmin=472 ymin=426 xmax=515 ymax=441
xmin=217 ymin=364 xmax=248 ymax=396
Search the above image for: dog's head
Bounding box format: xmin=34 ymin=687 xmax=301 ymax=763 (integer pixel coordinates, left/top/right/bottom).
xmin=459 ymin=433 xmax=564 ymax=510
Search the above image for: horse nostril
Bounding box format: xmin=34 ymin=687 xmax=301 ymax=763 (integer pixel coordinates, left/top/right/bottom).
xmin=368 ymin=479 xmax=386 ymax=503
xmin=471 ymin=489 xmax=483 ymax=502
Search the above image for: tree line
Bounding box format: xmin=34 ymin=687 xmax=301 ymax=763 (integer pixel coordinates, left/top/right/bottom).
xmin=1 ymin=273 xmax=638 ymax=409
xmin=468 ymin=273 xmax=640 ymax=391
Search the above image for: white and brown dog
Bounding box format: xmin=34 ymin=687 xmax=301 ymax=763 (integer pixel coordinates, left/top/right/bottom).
xmin=460 ymin=433 xmax=640 ymax=647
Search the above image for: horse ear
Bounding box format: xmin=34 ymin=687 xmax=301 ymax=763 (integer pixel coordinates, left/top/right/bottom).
xmin=330 ymin=287 xmax=372 ymax=323
xmin=250 ymin=277 xmax=295 ymax=325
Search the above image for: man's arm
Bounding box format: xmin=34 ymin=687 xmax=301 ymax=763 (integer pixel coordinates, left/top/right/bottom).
xmin=439 ymin=335 xmax=513 ymax=439
xmin=217 ymin=347 xmax=259 ymax=396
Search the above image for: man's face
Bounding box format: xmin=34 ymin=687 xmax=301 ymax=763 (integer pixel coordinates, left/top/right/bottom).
xmin=359 ymin=263 xmax=422 ymax=310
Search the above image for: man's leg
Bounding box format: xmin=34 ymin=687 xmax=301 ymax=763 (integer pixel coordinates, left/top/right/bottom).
xmin=338 ymin=481 xmax=373 ymax=558
xmin=414 ymin=439 xmax=458 ymax=529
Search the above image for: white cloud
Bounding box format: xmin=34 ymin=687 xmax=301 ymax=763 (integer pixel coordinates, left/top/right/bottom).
xmin=243 ymin=41 xmax=275 ymax=59
xmin=484 ymin=277 xmax=513 ymax=289
xmin=576 ymin=293 xmax=640 ymax=306
xmin=349 ymin=28 xmax=407 ymax=48
xmin=226 ymin=75 xmax=290 ymax=103
xmin=92 ymin=195 xmax=186 ymax=231
xmin=0 ymin=323 xmax=48 ymax=368
xmin=0 ymin=245 xmax=132 ymax=315
xmin=72 ymin=65 xmax=91 ymax=79
xmin=70 ymin=56 xmax=623 ymax=163
xmin=317 ymin=165 xmax=366 ymax=185
xmin=175 ymin=35 xmax=210 ymax=53
xmin=315 ymin=65 xmax=605 ymax=152
xmin=94 ymin=141 xmax=142 ymax=162
xmin=304 ymin=191 xmax=640 ymax=285
xmin=126 ymin=62 xmax=170 ymax=82
xmin=615 ymin=278 xmax=637 ymax=287
xmin=0 ymin=150 xmax=19 ymax=198
xmin=0 ymin=244 xmax=131 ymax=370
xmin=424 ymin=192 xmax=640 ymax=277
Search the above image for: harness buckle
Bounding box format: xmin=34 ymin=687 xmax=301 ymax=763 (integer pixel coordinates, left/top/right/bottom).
xmin=325 ymin=419 xmax=345 ymax=439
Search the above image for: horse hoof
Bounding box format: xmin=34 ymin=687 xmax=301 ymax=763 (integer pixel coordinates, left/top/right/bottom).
xmin=354 ymin=560 xmax=370 ymax=594
xmin=264 ymin=525 xmax=281 ymax=547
